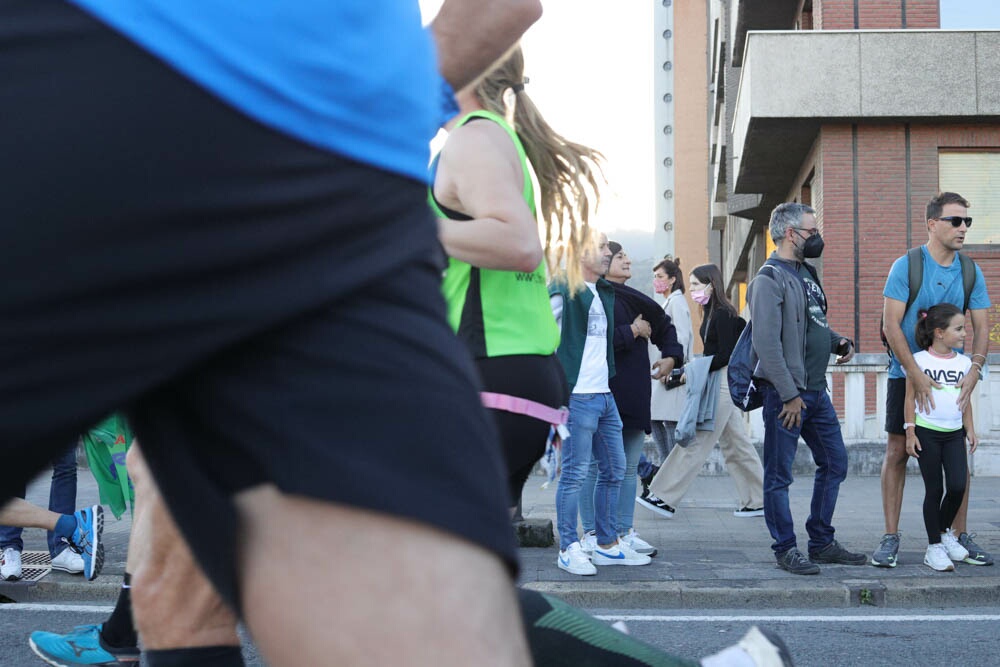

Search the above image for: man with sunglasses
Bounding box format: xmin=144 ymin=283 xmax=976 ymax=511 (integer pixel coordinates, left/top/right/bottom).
xmin=873 ymin=191 xmax=992 ymax=569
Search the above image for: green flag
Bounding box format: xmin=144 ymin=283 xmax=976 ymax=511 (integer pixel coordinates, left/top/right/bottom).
xmin=81 ymin=413 xmax=134 ymax=520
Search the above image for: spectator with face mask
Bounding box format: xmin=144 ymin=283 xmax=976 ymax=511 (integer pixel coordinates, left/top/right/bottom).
xmin=637 ymin=263 xmax=766 ymax=521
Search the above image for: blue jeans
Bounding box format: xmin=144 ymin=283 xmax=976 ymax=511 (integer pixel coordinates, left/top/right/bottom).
xmin=556 ymin=393 xmax=625 ymax=550
xmin=762 ymin=386 xmax=847 ymax=555
xmin=0 ymin=444 xmax=78 ymax=556
xmin=580 ymin=427 xmax=645 ymax=535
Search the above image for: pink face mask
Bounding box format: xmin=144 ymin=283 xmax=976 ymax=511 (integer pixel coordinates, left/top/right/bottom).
xmin=653 ymin=278 xmax=671 ymax=294
xmin=691 ymin=288 xmax=711 ymax=305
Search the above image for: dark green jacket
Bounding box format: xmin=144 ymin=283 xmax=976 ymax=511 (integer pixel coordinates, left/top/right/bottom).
xmin=549 ymin=278 xmax=616 ymax=392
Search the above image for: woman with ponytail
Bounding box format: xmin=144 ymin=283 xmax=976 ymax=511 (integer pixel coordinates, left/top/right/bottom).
xmin=430 ymin=46 xmax=604 ymax=516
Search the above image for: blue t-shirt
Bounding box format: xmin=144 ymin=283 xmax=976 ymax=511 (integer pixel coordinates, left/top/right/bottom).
xmin=66 ymin=1 xmax=439 ymax=184
xmin=883 ymin=246 xmax=990 ymax=378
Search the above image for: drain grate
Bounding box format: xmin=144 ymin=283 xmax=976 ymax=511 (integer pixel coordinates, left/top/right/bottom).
xmin=13 ymin=550 xmax=51 ymax=583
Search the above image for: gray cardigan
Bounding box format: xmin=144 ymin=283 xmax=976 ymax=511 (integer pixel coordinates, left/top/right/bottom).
xmin=673 ymin=355 xmax=720 ymax=446
xmin=746 ymin=253 xmax=848 ymax=403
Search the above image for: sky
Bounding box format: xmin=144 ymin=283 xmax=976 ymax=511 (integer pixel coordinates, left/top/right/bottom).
xmin=421 ymin=1 xmax=1000 ymax=234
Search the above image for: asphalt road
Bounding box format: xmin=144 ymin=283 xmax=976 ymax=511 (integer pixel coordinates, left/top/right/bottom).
xmin=0 ymin=604 xmax=262 ymax=667
xmin=2 ymin=602 xmax=997 ymax=666
xmin=586 ymin=606 xmax=1000 ymax=666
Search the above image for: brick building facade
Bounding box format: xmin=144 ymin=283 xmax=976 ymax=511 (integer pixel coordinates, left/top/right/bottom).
xmin=698 ymin=0 xmax=1000 ymax=356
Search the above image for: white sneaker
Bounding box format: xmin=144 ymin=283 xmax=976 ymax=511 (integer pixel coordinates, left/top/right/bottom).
xmin=620 ymin=529 xmax=657 ymax=557
xmin=580 ymin=531 xmax=597 ymax=554
xmin=558 ymin=542 xmax=597 ymax=576
xmin=592 ymin=540 xmax=652 ymax=566
xmin=702 ymin=626 xmax=794 ymax=667
xmin=924 ymin=543 xmax=955 ymax=572
xmin=50 ymin=548 xmax=85 ymax=574
xmin=1 ymin=547 xmax=22 ymax=581
xmin=941 ymin=528 xmax=970 ymax=562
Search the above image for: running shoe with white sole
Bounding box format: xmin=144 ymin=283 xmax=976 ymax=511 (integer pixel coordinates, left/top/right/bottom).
xmin=30 ymin=623 xmax=140 ymax=666
xmin=591 ymin=541 xmax=651 ymax=566
xmin=635 ymin=493 xmax=675 ymax=518
xmin=958 ymin=532 xmax=994 ymax=566
xmin=940 ymin=528 xmax=969 ymax=562
xmin=557 ymin=542 xmax=597 ymax=576
xmin=870 ymin=532 xmax=900 ymax=568
xmin=702 ymin=625 xmax=795 ymax=667
xmin=923 ymin=543 xmax=954 ymax=572
xmin=580 ymin=531 xmax=597 ymax=555
xmin=620 ymin=529 xmax=657 ymax=557
xmin=50 ymin=548 xmax=85 ymax=574
xmin=1 ymin=547 xmax=22 ymax=581
xmin=734 ymin=506 xmax=765 ymax=518
xmin=64 ymin=505 xmax=104 ymax=581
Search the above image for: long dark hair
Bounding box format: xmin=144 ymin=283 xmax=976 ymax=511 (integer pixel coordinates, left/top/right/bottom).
xmin=691 ymin=263 xmax=736 ymax=317
xmin=914 ymin=303 xmax=963 ymax=350
xmin=654 ymin=256 xmax=685 ymax=294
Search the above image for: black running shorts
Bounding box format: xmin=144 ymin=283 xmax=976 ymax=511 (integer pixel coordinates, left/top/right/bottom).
xmin=0 ymin=0 xmax=516 ymax=611
xmin=885 ymin=378 xmax=907 ymax=436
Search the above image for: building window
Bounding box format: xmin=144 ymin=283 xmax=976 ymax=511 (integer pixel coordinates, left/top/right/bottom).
xmin=939 ymin=151 xmax=1000 ymax=246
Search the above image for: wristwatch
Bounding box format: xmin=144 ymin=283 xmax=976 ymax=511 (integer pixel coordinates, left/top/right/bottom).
xmin=902 ymin=422 xmax=915 ymax=430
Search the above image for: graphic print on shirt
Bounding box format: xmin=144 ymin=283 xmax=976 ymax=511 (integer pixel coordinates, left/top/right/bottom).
xmin=587 ymin=298 xmax=608 ymax=339
xmin=802 ymin=274 xmax=829 ymax=329
xmin=924 ymin=367 xmax=966 ymax=386
xmin=574 ymin=285 xmax=611 ymax=394
xmin=909 ymin=350 xmax=971 ymax=431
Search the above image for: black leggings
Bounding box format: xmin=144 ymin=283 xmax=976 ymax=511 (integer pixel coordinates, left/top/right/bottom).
xmin=476 ymin=354 xmax=569 ymax=504
xmin=914 ymin=425 xmax=968 ymax=544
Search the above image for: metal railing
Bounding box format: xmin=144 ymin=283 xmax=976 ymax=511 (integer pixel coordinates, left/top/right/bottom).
xmin=747 ymin=353 xmax=1000 ymax=445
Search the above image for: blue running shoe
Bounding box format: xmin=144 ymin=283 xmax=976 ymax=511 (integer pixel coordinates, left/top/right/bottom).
xmin=65 ymin=505 xmax=104 ymax=581
xmin=29 ymin=624 xmax=139 ymax=665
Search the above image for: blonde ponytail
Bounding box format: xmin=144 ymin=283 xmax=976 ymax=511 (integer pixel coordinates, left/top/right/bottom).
xmin=474 ymin=47 xmax=605 ymax=291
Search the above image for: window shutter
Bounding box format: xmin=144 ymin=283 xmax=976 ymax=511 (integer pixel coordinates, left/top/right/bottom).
xmin=939 ymin=151 xmax=1000 ymax=246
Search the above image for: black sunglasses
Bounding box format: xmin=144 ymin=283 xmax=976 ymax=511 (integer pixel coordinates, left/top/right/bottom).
xmin=937 ymin=216 xmax=973 ymax=228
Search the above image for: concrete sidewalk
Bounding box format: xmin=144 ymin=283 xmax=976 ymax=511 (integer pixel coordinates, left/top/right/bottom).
xmin=518 ymin=472 xmax=1000 ymax=609
xmin=4 ymin=464 xmax=1000 ymax=610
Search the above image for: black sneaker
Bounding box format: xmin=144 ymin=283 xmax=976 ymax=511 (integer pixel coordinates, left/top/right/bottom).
xmin=777 ymin=548 xmax=820 ymax=575
xmin=637 ymin=465 xmax=659 ymax=500
xmin=635 ymin=493 xmax=675 ymax=518
xmin=809 ymin=540 xmax=867 ymax=565
xmin=733 ymin=506 xmax=765 ymax=518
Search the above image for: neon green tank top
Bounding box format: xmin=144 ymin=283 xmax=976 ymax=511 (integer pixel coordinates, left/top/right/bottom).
xmin=429 ymin=110 xmax=560 ymax=359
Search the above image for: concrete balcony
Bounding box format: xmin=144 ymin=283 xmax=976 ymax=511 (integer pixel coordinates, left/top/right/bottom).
xmin=730 ymin=30 xmax=1000 ymax=195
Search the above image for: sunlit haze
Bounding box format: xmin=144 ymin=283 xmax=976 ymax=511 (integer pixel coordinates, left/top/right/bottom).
xmin=420 ymin=0 xmax=998 ymax=239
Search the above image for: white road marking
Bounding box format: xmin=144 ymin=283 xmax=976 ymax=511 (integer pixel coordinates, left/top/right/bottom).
xmin=0 ymin=603 xmax=115 ymax=613
xmin=594 ymin=614 xmax=1000 ymax=623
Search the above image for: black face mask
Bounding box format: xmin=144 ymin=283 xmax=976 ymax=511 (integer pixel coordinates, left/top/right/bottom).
xmin=802 ymin=234 xmax=824 ymax=258
xmin=793 ymin=229 xmax=825 ymax=259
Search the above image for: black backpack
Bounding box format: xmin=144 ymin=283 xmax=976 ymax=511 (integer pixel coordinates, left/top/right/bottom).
xmin=728 ymin=320 xmax=763 ymax=411
xmin=728 ymin=259 xmax=821 ymax=412
xmin=879 ymin=247 xmax=976 ymax=357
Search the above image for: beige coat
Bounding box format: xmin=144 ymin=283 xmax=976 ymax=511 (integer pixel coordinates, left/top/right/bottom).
xmin=649 ymin=290 xmax=693 ymax=421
